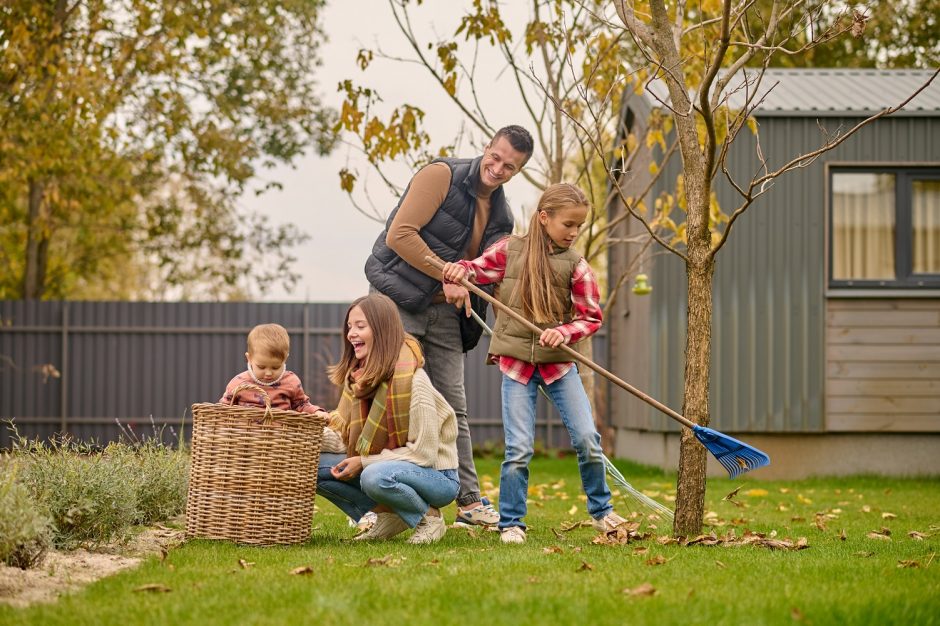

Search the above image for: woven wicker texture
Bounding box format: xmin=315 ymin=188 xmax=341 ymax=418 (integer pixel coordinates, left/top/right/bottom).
xmin=186 ymin=383 xmax=325 ymax=545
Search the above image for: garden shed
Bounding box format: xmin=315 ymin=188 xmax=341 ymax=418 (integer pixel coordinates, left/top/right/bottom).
xmin=607 ymin=69 xmax=940 ymax=479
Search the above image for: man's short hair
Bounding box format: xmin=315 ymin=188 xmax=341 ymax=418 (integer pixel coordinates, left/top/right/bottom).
xmin=491 ymin=125 xmax=534 ymax=162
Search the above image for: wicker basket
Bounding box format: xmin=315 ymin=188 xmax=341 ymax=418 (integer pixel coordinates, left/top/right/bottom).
xmin=186 ymin=383 xmax=325 ymax=545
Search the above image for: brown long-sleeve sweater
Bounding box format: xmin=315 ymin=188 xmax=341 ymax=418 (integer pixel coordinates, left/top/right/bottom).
xmin=385 ymin=162 xmax=492 ymax=282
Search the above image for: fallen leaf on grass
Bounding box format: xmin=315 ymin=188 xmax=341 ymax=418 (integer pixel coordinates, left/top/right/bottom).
xmin=134 ymin=584 xmax=171 ymax=593
xmin=578 ymin=561 xmax=594 ymax=572
xmin=722 ymin=485 xmax=743 ymax=501
xmin=364 ymin=555 xmax=402 ymax=568
xmin=559 ymin=520 xmax=592 ymax=532
xmin=908 ymin=531 xmax=928 ymax=541
xmin=790 ymin=516 xmax=806 ymax=522
xmin=856 ymin=551 xmax=874 ymax=558
xmin=425 ymin=559 xmax=440 ymax=566
xmin=791 ymin=607 xmax=806 ymax=621
xmin=814 ymin=514 xmax=828 ymax=532
xmin=744 ymin=488 xmax=768 ymax=498
xmin=551 ymin=528 xmax=565 ymax=539
xmin=645 ymin=555 xmax=668 ymax=566
xmin=567 ymin=505 xmax=578 ymax=515
xmin=657 ymin=535 xmax=679 ymax=546
xmin=591 ymin=522 xmax=647 ymax=546
xmin=861 ymin=505 xmax=871 ymax=513
xmin=715 ymin=560 xmax=726 ymax=569
xmin=543 ymin=546 xmax=564 ymax=554
xmin=622 ymin=582 xmax=657 ymax=597
xmin=897 ymin=560 xmax=920 ymax=568
xmin=290 ymin=566 xmax=314 ymax=575
xmin=633 ymin=547 xmax=649 ymax=556
xmin=882 ymin=512 xmax=897 ymax=520
xmin=238 ymin=559 xmax=255 ymax=569
xmin=867 ymin=528 xmax=891 ymax=541
xmin=839 ymin=529 xmax=847 ymax=541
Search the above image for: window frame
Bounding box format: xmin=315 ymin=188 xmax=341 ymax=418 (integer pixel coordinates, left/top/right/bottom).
xmin=828 ymin=166 xmax=940 ymax=289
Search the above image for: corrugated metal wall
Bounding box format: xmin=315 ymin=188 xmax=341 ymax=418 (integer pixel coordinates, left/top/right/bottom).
xmin=0 ymin=300 xmax=607 ymax=449
xmin=612 ymin=115 xmax=939 ymax=434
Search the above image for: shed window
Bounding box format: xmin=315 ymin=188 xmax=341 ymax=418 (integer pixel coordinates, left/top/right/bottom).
xmin=830 ymin=168 xmax=940 ymax=288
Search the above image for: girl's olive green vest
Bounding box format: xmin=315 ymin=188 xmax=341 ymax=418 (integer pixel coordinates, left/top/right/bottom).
xmin=488 ymin=237 xmax=584 ymax=363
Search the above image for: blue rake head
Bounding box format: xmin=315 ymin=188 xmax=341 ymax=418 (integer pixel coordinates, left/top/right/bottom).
xmin=692 ymin=425 xmax=770 ymax=478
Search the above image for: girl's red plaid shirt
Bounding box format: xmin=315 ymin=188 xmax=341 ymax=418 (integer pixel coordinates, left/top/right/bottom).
xmin=455 ymin=237 xmax=602 ymax=385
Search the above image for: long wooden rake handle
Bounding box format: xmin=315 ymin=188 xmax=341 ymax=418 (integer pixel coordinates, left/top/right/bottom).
xmin=426 ymin=256 xmax=697 ymax=430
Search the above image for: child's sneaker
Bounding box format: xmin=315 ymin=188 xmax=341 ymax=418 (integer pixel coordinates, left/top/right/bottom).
xmin=500 ymin=526 xmax=526 ymax=544
xmin=454 ymin=497 xmax=499 ymax=527
xmin=592 ymin=511 xmax=628 ymax=532
xmin=353 ymin=512 xmax=408 ymax=540
xmin=408 ymin=514 xmax=447 ymax=544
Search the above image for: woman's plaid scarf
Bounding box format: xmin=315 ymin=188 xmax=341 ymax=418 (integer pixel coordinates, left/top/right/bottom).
xmin=332 ymin=338 xmax=424 ymax=457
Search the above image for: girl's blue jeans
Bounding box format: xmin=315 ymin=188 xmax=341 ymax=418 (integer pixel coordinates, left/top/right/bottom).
xmin=499 ymin=366 xmax=612 ymax=530
xmin=317 ymin=453 xmax=459 ymax=528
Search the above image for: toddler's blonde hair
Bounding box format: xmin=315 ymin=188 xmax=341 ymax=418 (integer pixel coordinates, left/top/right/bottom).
xmin=247 ymin=323 xmax=290 ymax=361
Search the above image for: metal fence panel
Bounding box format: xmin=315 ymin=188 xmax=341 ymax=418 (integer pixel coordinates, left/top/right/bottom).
xmin=0 ymin=301 xmax=607 ymax=450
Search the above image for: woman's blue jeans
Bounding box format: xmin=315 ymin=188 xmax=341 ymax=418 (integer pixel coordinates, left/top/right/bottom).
xmin=317 ymin=453 xmax=459 ymax=527
xmin=498 ymin=366 xmax=612 ymax=530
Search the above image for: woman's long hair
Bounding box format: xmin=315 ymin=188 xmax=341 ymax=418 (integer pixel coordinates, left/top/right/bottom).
xmin=517 ymin=183 xmax=589 ymax=324
xmin=327 ymin=293 xmax=407 ymax=398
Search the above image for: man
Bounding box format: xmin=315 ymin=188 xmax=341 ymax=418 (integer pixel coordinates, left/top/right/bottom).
xmin=365 ymin=125 xmax=534 ymax=526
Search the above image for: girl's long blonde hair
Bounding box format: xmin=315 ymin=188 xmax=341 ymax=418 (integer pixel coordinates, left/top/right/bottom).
xmin=328 ymin=293 xmax=408 ymax=398
xmin=517 ymin=183 xmax=589 ymax=324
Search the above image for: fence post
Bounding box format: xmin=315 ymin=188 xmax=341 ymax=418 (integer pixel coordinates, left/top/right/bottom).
xmin=302 ymin=302 xmax=310 ymax=389
xmin=59 ymin=301 xmax=69 ymax=435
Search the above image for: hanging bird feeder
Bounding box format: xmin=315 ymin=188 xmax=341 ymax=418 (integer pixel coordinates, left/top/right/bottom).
xmin=632 ymin=273 xmax=652 ymax=296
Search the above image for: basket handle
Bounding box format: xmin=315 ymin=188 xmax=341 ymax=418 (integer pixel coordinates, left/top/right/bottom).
xmin=229 ymin=382 xmax=273 ymax=422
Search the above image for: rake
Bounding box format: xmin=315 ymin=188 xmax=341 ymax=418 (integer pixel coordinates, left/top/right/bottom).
xmin=427 ymin=256 xmax=770 ymax=479
xmin=468 ymin=309 xmax=674 ymax=522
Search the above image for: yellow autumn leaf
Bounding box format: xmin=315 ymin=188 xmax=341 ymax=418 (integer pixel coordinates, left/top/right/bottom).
xmin=567 ymin=505 xmax=578 ymax=516
xmin=744 ymin=489 xmax=769 ymax=497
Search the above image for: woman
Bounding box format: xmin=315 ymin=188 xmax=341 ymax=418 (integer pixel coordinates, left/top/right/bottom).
xmin=316 ymin=293 xmax=459 ymax=544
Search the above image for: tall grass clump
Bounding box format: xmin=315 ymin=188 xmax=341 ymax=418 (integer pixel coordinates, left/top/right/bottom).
xmin=8 ymin=422 xmax=189 ymax=550
xmin=0 ymin=467 xmax=52 ymax=569
xmin=116 ymin=439 xmax=189 ymax=525
xmin=12 ymin=437 xmax=140 ymax=549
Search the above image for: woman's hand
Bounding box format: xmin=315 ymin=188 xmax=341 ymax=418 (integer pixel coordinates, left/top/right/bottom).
xmin=441 ymin=262 xmax=467 ymax=283
xmin=331 ymin=456 xmax=363 ymax=480
xmin=539 ymin=327 xmax=566 ymax=348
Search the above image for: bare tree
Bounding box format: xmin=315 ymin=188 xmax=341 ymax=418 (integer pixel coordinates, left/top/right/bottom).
xmin=593 ymin=0 xmax=940 ymax=534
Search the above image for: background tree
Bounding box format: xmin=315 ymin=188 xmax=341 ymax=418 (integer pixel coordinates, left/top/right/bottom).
xmin=0 ymin=0 xmax=335 ymax=300
xmin=335 ymin=0 xmax=682 ymax=449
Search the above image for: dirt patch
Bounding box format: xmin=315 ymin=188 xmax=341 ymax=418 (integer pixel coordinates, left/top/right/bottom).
xmin=0 ymin=525 xmax=185 ymax=609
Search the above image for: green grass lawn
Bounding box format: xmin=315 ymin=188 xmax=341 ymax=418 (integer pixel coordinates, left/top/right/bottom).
xmin=3 ymin=456 xmax=938 ymax=626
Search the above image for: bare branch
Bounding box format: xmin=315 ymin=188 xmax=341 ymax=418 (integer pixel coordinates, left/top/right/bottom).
xmin=711 ymin=68 xmax=940 ymax=256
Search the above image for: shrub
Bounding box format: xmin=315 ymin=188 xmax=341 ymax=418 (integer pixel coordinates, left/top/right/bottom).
xmin=14 ymin=438 xmax=139 ymax=549
xmin=8 ymin=427 xmax=190 ymax=549
xmin=125 ymin=440 xmax=189 ymax=525
xmin=0 ymin=467 xmax=52 ymax=569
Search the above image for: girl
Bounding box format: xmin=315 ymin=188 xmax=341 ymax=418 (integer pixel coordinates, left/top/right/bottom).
xmin=442 ymin=183 xmax=624 ymax=544
xmin=316 ymin=293 xmax=460 ymax=544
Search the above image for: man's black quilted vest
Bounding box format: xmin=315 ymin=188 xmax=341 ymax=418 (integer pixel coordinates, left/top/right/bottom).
xmin=364 ymin=155 xmax=514 ymax=313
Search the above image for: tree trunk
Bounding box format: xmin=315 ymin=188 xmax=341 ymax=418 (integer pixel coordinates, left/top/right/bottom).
xmin=673 ymin=256 xmax=714 ymax=535
xmin=22 ymin=178 xmax=49 ymax=299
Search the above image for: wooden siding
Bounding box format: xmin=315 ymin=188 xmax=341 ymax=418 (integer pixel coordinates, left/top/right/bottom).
xmin=826 ymin=299 xmax=940 ymax=432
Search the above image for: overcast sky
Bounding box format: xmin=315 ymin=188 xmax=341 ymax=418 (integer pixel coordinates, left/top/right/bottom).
xmin=243 ymin=1 xmax=541 ymax=302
